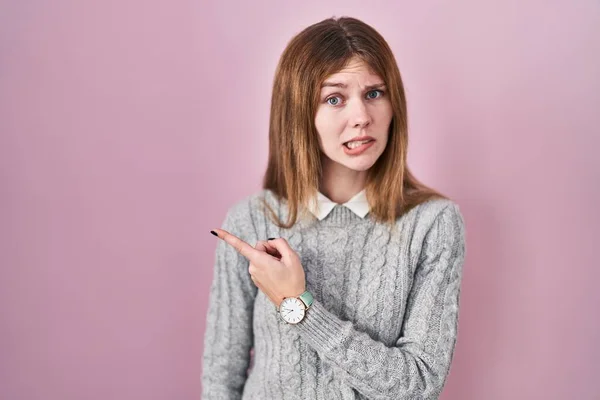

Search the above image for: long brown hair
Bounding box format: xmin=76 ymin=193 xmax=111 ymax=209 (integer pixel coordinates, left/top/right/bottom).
xmin=262 ymin=16 xmax=445 ymax=229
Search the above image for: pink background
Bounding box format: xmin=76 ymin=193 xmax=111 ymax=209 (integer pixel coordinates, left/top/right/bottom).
xmin=1 ymin=1 xmax=599 ymax=399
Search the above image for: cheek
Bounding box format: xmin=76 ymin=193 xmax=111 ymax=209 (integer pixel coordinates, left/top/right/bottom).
xmin=385 ymin=106 xmax=394 ymax=127
xmin=315 ymin=110 xmax=343 ymax=146
xmin=315 ymin=108 xmax=333 ymax=131
xmin=375 ymin=102 xmax=393 ymax=125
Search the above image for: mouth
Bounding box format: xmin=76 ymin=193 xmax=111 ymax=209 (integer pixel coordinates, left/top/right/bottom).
xmin=343 ymin=139 xmax=375 ymax=155
xmin=343 ymin=139 xmax=375 ymax=150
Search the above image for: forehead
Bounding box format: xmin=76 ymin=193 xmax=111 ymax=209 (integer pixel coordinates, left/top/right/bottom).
xmin=322 ymin=58 xmax=382 ymax=85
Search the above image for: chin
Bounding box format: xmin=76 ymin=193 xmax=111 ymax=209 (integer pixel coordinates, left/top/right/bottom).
xmin=342 ymin=159 xmax=378 ymax=172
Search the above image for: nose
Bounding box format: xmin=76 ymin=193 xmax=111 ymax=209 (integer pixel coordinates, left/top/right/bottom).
xmin=349 ymin=99 xmax=371 ymax=128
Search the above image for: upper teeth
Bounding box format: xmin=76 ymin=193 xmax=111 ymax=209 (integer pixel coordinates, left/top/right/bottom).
xmin=347 ymin=140 xmax=371 ymax=149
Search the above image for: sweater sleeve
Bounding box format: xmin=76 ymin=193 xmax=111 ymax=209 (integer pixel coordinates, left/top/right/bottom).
xmin=295 ymin=204 xmax=466 ymax=400
xmin=201 ymin=206 xmax=258 ymax=399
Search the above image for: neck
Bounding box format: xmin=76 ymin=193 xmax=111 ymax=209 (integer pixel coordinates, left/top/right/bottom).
xmin=319 ymin=157 xmax=367 ymax=204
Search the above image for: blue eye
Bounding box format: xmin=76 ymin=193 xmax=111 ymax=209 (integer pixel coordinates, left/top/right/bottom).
xmin=367 ymin=90 xmax=383 ymax=99
xmin=325 ymin=90 xmax=383 ymax=106
xmin=326 ymin=96 xmax=341 ymax=106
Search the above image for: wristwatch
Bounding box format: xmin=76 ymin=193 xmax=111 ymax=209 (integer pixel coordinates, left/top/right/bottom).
xmin=278 ymin=290 xmax=314 ymax=324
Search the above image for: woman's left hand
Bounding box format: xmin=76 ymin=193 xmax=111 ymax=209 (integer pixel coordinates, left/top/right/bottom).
xmin=212 ymin=229 xmax=306 ymax=307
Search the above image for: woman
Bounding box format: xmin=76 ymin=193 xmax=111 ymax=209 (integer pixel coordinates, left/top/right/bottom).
xmin=202 ymin=16 xmax=466 ymax=400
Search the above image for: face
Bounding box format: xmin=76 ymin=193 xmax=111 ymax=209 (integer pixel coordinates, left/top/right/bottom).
xmin=315 ymin=57 xmax=393 ymax=174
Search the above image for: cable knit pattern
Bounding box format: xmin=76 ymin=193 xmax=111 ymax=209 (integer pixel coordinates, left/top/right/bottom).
xmin=202 ymin=189 xmax=466 ymax=400
xmin=356 ymin=224 xmax=389 ymax=335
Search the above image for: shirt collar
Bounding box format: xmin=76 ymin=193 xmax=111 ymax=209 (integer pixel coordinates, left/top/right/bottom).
xmin=307 ymin=189 xmax=371 ymax=221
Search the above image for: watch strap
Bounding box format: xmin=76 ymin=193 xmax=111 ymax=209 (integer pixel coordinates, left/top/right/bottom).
xmin=298 ymin=290 xmax=313 ymax=308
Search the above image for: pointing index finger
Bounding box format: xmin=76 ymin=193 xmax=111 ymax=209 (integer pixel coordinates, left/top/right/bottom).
xmin=213 ymin=228 xmax=263 ymax=262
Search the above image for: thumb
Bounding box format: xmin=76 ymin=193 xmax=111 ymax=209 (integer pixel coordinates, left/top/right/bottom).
xmin=255 ymin=240 xmax=268 ymax=252
xmin=256 ymin=240 xmax=282 ymax=260
xmin=267 ymin=238 xmax=295 ymax=261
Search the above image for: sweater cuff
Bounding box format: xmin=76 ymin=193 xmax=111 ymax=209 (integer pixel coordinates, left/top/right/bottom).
xmin=295 ymin=299 xmax=347 ymax=355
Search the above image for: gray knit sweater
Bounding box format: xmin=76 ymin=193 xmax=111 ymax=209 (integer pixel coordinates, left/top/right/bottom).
xmin=201 ymin=189 xmax=466 ymax=400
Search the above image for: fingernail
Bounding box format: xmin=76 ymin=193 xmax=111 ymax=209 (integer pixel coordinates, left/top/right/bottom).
xmin=210 ymin=230 xmax=218 ymax=237
xmin=268 ymin=237 xmax=276 ymax=240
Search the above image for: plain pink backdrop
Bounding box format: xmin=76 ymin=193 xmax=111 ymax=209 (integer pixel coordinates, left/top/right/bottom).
xmin=1 ymin=1 xmax=599 ymax=399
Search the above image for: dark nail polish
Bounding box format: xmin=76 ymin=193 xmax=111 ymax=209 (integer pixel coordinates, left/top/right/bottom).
xmin=210 ymin=230 xmax=218 ymax=237
xmin=268 ymin=237 xmax=276 ymax=240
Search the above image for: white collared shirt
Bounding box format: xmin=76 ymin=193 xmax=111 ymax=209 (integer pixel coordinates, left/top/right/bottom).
xmin=307 ymin=189 xmax=371 ymax=221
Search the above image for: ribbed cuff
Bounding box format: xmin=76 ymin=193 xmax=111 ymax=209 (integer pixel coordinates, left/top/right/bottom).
xmin=295 ymin=299 xmax=347 ymax=355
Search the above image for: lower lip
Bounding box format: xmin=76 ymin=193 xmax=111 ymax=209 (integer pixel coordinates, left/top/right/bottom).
xmin=343 ymin=140 xmax=375 ymax=155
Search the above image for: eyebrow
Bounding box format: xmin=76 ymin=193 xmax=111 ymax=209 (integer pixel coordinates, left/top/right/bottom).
xmin=320 ymin=82 xmax=386 ymax=90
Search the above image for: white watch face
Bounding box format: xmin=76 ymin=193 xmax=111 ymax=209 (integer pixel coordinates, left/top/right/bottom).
xmin=279 ymin=297 xmax=306 ymax=324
